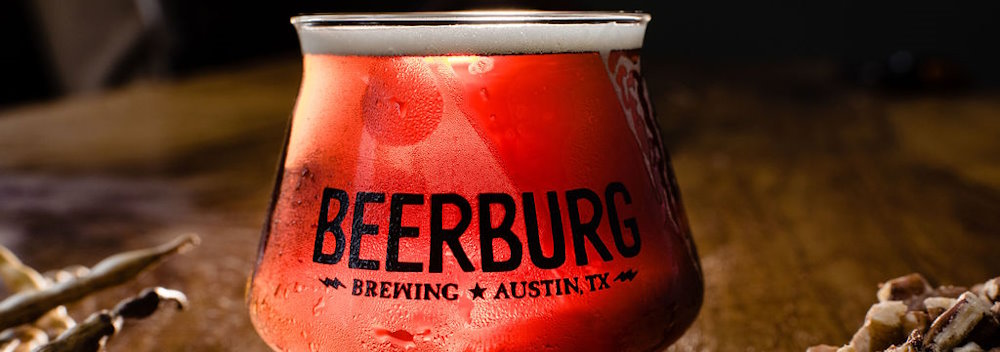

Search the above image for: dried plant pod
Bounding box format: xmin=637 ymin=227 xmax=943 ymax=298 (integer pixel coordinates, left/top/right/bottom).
xmin=42 ymin=266 xmax=91 ymax=285
xmin=0 ymin=244 xmax=77 ymax=338
xmin=113 ymin=287 xmax=188 ymax=319
xmin=34 ymin=311 xmax=120 ymax=352
xmin=0 ymin=245 xmax=48 ymax=293
xmin=33 ymin=306 xmax=76 ymax=337
xmin=0 ymin=326 xmax=49 ymax=352
xmin=35 ymin=287 xmax=188 ymax=352
xmin=0 ymin=234 xmax=199 ymax=331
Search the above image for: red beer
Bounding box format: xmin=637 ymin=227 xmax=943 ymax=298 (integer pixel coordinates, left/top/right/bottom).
xmin=249 ymin=12 xmax=702 ymax=351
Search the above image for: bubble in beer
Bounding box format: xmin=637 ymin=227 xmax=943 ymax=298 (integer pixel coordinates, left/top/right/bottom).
xmin=362 ymin=58 xmax=443 ymax=145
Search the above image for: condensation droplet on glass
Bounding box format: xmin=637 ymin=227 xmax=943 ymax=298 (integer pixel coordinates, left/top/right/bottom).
xmin=458 ymin=295 xmax=474 ymax=323
xmin=313 ymin=297 xmax=326 ymax=316
xmin=391 ymin=97 xmax=406 ymax=117
xmin=375 ymin=329 xmax=417 ymax=350
xmin=468 ymin=57 xmax=494 ymax=74
xmin=295 ymin=166 xmax=312 ymax=190
xmin=362 ymin=58 xmax=443 ymax=146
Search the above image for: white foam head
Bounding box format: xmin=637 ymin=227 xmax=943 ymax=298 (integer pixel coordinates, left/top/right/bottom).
xmin=292 ymin=11 xmax=650 ymax=56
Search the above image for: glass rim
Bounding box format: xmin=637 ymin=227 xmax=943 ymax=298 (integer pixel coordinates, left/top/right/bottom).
xmin=291 ymin=11 xmax=651 ymax=27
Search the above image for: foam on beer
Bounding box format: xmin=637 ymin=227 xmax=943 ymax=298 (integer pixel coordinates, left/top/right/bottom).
xmin=294 ymin=13 xmax=648 ymax=55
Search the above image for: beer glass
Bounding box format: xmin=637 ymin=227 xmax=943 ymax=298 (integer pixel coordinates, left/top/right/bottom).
xmin=249 ymin=12 xmax=703 ymax=351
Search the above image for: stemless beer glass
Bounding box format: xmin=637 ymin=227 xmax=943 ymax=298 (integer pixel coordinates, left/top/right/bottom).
xmin=249 ymin=12 xmax=703 ymax=351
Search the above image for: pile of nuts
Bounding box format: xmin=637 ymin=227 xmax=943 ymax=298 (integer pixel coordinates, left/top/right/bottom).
xmin=809 ymin=274 xmax=1000 ymax=352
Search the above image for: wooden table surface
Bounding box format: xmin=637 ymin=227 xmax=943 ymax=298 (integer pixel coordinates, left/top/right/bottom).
xmin=0 ymin=59 xmax=998 ymax=351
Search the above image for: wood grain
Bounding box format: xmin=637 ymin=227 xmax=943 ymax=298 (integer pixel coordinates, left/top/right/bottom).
xmin=0 ymin=59 xmax=997 ymax=351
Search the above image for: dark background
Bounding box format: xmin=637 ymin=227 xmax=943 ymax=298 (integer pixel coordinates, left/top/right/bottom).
xmin=2 ymin=0 xmax=999 ymax=108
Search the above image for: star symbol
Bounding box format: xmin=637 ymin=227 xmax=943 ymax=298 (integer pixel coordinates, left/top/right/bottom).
xmin=469 ymin=283 xmax=487 ymax=300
